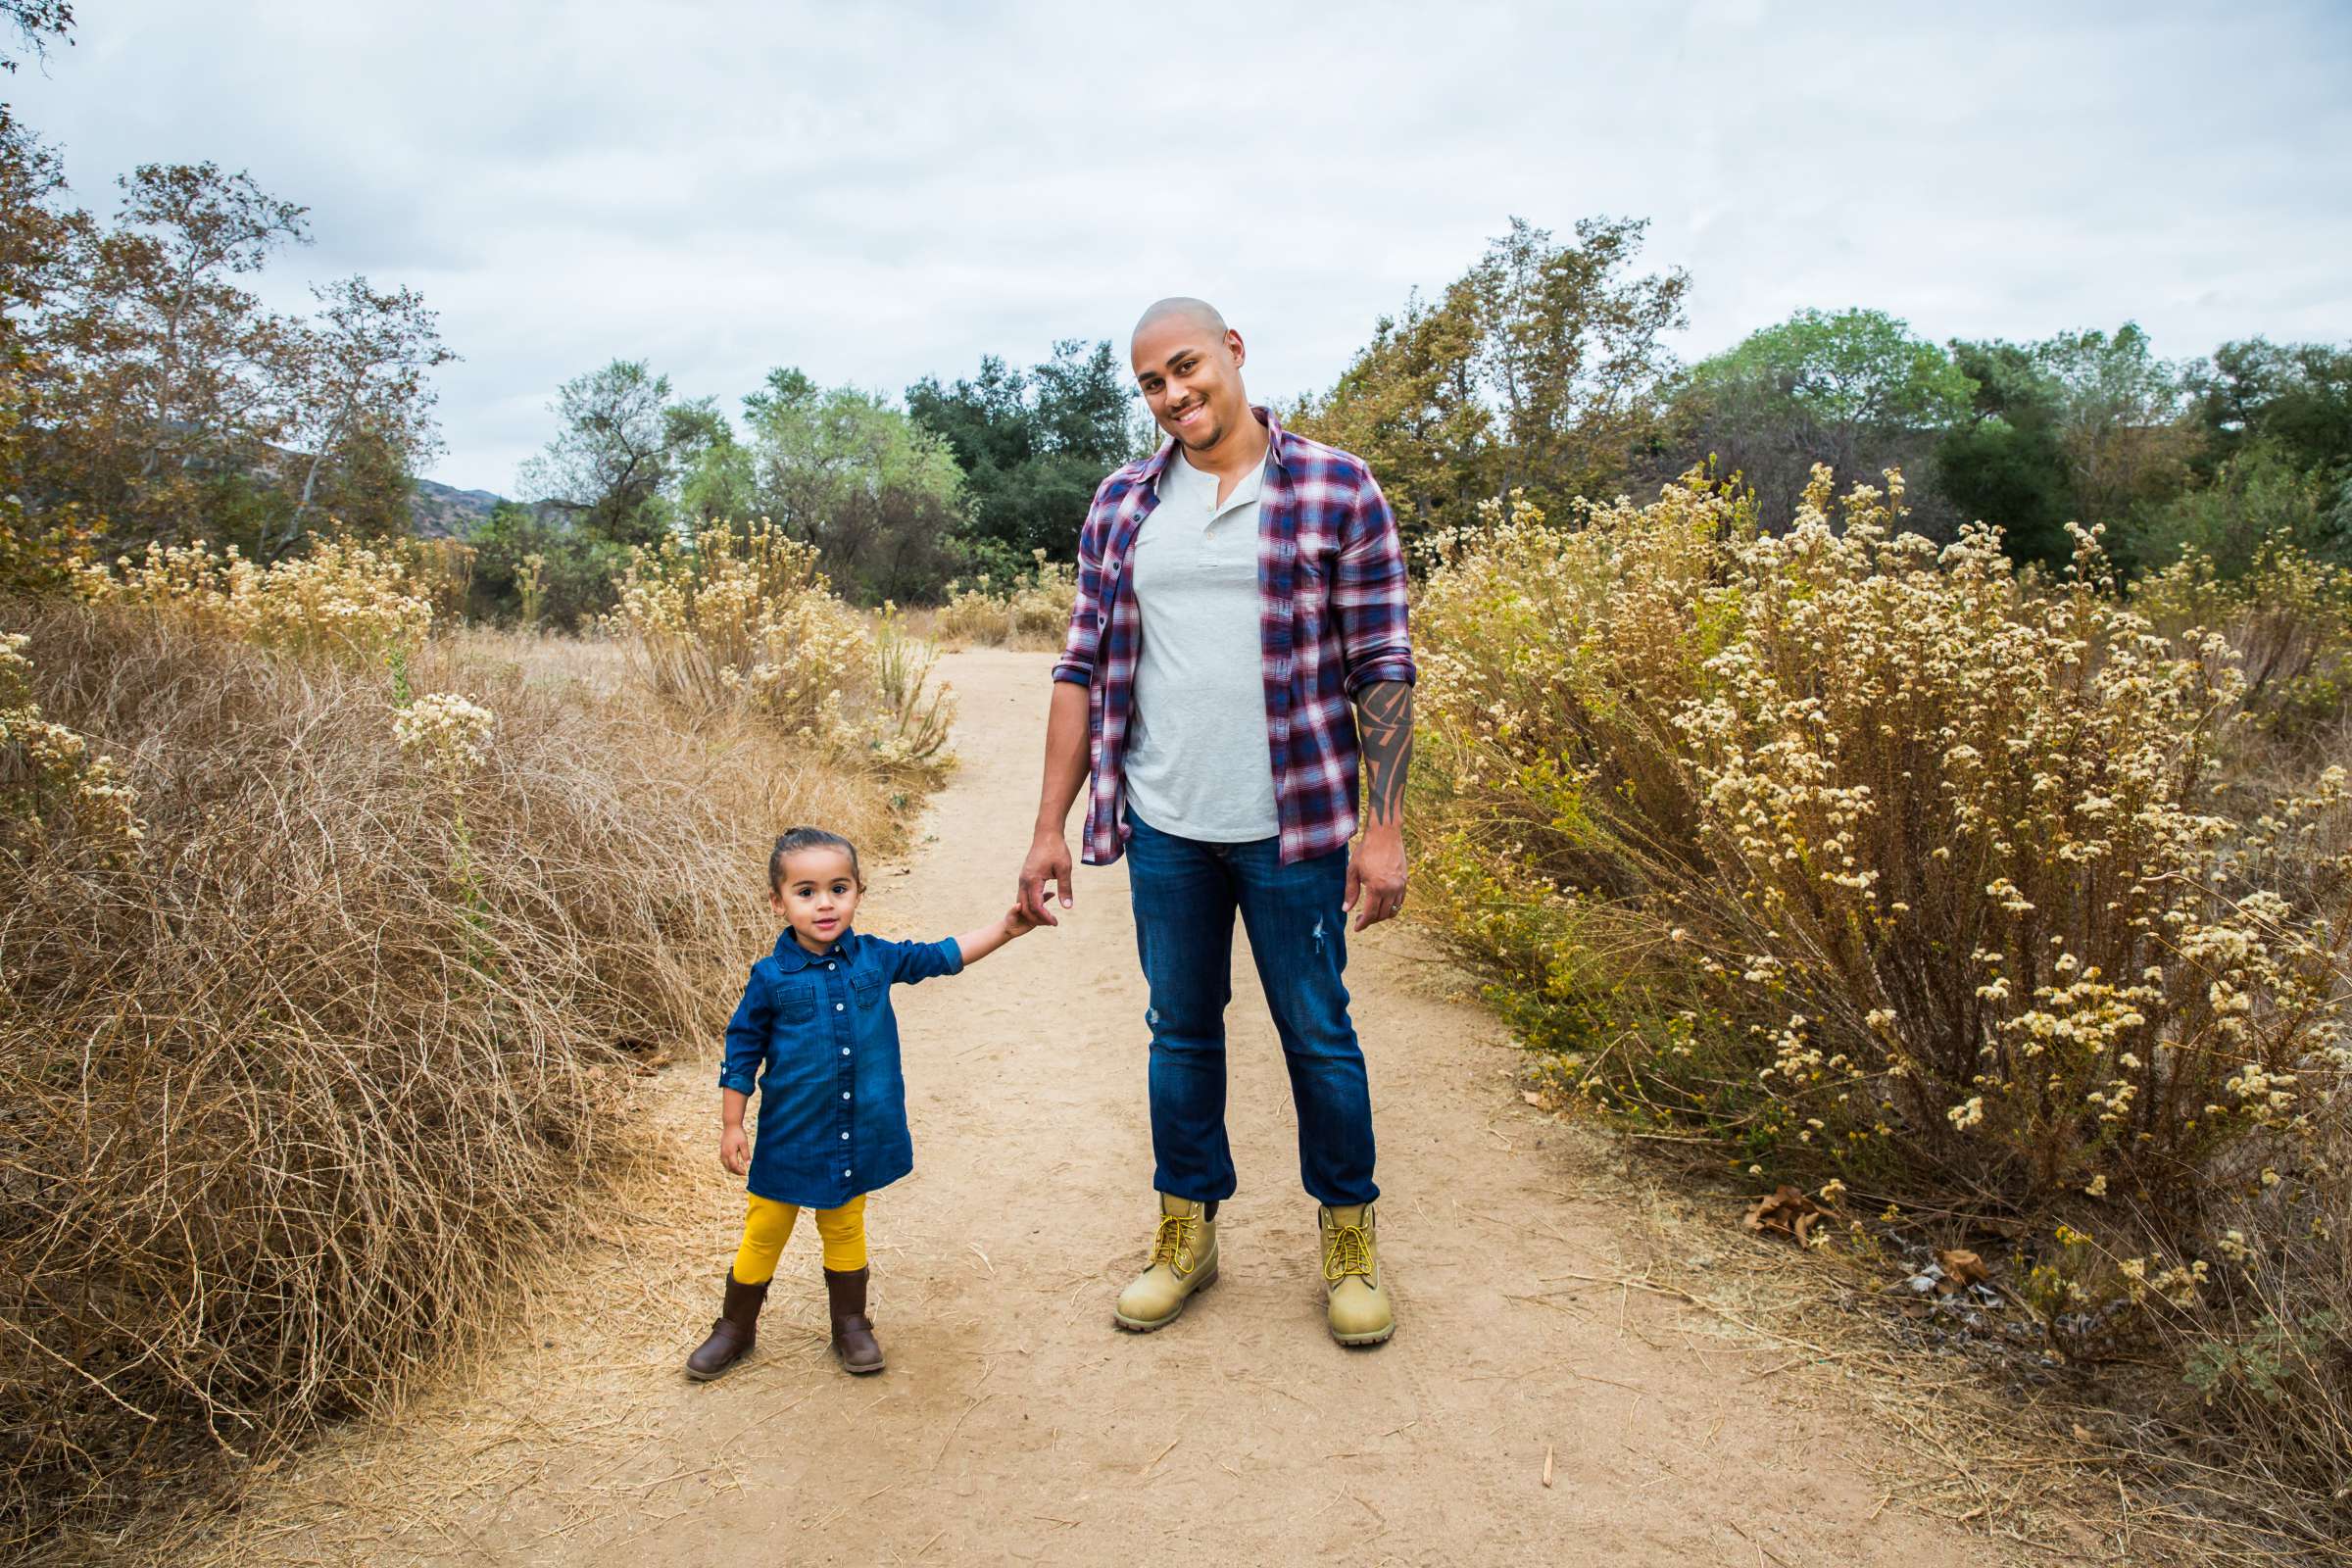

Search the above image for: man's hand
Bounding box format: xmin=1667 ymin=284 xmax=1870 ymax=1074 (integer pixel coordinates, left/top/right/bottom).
xmin=1344 ymin=824 xmax=1408 ymax=932
xmin=1018 ymin=826 xmax=1074 ymax=927
xmin=719 ymin=1124 xmax=751 ymax=1176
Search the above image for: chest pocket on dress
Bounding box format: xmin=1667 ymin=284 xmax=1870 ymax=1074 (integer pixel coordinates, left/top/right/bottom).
xmin=771 ymin=979 xmax=817 ymax=1025
xmin=851 ymin=972 xmax=884 ymax=1009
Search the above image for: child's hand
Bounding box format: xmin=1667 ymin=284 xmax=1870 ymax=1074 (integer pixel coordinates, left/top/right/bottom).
xmin=719 ymin=1125 xmax=751 ymax=1176
xmin=1004 ymin=903 xmax=1039 ymax=939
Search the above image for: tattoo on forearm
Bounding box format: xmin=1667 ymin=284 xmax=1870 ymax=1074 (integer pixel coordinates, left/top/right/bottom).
xmin=1357 ymin=681 xmax=1414 ymax=827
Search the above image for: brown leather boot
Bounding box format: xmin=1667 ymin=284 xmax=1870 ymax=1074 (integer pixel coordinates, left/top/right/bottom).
xmin=824 ymin=1265 xmax=885 ymax=1374
xmin=684 ymin=1270 xmax=768 ymax=1381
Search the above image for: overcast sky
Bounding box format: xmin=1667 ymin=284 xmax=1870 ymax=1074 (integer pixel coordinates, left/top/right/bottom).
xmin=10 ymin=0 xmax=2350 ymax=490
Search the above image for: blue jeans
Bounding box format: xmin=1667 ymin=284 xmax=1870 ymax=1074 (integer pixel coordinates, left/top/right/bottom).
xmin=1125 ymin=808 xmax=1379 ymax=1207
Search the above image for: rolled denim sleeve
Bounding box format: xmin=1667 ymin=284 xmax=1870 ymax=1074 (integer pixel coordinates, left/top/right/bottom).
xmin=887 ymin=936 xmax=966 ymax=986
xmin=1334 ymin=468 xmax=1417 ymax=697
xmin=717 ymin=963 xmax=770 ymax=1095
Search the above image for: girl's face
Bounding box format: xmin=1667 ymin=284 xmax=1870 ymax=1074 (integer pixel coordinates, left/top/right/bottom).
xmin=770 ymin=846 xmax=862 ymax=953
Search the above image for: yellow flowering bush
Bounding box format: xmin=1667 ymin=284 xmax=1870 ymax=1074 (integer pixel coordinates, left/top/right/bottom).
xmin=938 ymin=550 xmax=1078 ymax=647
xmin=613 ymin=519 xmax=952 ymax=771
xmin=74 ymin=536 xmax=432 ymax=662
xmin=2132 ymin=541 xmax=2352 ymax=742
xmin=1414 ymin=467 xmax=2352 ymax=1233
xmin=0 ymin=632 xmax=142 ymax=865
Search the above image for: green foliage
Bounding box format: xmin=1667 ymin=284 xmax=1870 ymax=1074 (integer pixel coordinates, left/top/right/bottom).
xmin=1934 ymin=339 xmax=2074 ymax=565
xmin=2187 ymin=338 xmax=2352 ymax=482
xmin=2184 ymin=1310 xmax=2342 ymax=1406
xmin=739 ymin=367 xmax=967 ymax=603
xmin=906 ymin=339 xmax=1141 ymax=564
xmin=1291 ymin=216 xmax=1689 ymax=548
xmin=1677 ymin=308 xmax=1975 ymax=537
xmin=514 ymin=359 xmax=699 ymax=548
xmin=1690 ymin=308 xmax=1976 ymax=432
xmin=2122 ymin=439 xmax=2346 ymax=580
xmin=464 ymin=501 xmax=623 ymax=630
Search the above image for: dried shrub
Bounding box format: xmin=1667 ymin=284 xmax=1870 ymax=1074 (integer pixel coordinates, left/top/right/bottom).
xmin=1412 ymin=467 xmax=2352 ymax=1540
xmin=612 ymin=519 xmax=953 ymax=771
xmin=73 ymin=537 xmax=433 ymax=663
xmin=937 ymin=550 xmax=1077 ymax=649
xmin=2132 ymin=542 xmax=2352 ymax=746
xmin=0 ymin=604 xmax=896 ymax=1559
xmin=1417 ymin=468 xmax=2348 ymax=1228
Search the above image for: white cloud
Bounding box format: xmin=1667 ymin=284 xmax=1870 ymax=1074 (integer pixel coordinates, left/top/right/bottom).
xmin=13 ymin=0 xmax=2349 ymax=489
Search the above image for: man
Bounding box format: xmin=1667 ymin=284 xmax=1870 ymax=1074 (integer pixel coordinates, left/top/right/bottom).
xmin=1016 ymin=297 xmax=1415 ymax=1347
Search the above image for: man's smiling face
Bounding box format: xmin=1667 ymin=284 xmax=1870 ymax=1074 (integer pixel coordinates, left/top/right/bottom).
xmin=1131 ymin=309 xmax=1249 ymax=455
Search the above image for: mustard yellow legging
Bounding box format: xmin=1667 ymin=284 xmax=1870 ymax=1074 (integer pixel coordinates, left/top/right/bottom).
xmin=732 ymin=1192 xmax=867 ymax=1282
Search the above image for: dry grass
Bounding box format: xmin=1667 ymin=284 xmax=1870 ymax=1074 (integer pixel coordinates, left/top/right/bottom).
xmin=0 ymin=604 xmax=906 ymax=1564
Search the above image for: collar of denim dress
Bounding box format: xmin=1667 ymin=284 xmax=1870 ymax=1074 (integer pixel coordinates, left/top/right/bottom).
xmin=770 ymin=925 xmax=858 ymax=970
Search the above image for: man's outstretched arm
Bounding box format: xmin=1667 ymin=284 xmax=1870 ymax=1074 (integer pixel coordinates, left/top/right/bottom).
xmin=1347 ymin=679 xmax=1413 ymax=930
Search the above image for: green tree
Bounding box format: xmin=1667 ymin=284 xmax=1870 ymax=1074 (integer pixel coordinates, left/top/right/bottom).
xmin=906 ymin=337 xmax=1140 ymax=566
xmin=669 ymin=395 xmax=752 ymax=526
xmin=2185 ymin=338 xmax=2352 ymax=480
xmin=1675 ymin=308 xmax=1977 ymax=534
xmin=515 ymin=358 xmax=699 ymax=548
xmin=1934 ymin=339 xmax=2074 ymax=565
xmin=464 ymin=499 xmax=624 ymax=630
xmin=277 ymin=275 xmax=454 ymax=553
xmin=1292 ymin=216 xmax=1688 ymax=545
xmin=33 ymin=161 xmax=312 ymax=551
xmin=742 ymin=368 xmax=966 ymax=602
xmin=2034 ymin=322 xmax=2194 ymax=532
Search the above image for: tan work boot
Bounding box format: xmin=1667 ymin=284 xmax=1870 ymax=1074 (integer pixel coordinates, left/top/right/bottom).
xmin=1112 ymin=1194 xmax=1218 ymax=1332
xmin=1320 ymin=1201 xmax=1395 ymax=1346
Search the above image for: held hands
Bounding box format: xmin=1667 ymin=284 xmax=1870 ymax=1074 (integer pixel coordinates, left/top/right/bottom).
xmin=1004 ymin=902 xmax=1040 ymax=940
xmin=719 ymin=1124 xmax=751 ymax=1177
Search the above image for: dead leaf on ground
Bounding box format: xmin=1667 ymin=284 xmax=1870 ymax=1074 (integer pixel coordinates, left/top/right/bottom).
xmin=1934 ymin=1248 xmax=1989 ymax=1294
xmin=1742 ymin=1185 xmax=1822 ymax=1243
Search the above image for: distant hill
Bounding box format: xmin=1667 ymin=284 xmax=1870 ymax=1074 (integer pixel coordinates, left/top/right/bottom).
xmin=410 ymin=476 xmax=505 ymax=539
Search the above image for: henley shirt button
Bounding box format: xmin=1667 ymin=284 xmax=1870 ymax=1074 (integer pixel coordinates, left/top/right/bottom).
xmin=840 ymin=1131 xmax=850 ymax=1141
xmin=840 ymin=1047 xmax=850 ymax=1056
xmin=841 ymin=1091 xmax=851 ymax=1101
xmin=827 ymin=962 xmax=835 ymax=970
xmin=843 ymin=1168 xmax=852 ymax=1178
xmin=834 ymin=1002 xmax=844 ymax=1011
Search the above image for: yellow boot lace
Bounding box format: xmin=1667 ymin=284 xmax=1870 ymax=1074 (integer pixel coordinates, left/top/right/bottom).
xmin=1323 ymin=1220 xmax=1374 ymax=1284
xmin=1150 ymin=1212 xmax=1201 ymax=1274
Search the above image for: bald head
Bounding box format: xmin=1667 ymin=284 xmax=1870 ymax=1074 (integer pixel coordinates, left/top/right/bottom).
xmin=1132 ymin=296 xmax=1229 ymax=345
xmin=1130 ymin=297 xmax=1252 ymax=459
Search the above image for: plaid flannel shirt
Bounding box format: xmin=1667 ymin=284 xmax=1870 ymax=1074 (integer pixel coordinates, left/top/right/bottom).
xmin=1052 ymin=406 xmax=1416 ymax=866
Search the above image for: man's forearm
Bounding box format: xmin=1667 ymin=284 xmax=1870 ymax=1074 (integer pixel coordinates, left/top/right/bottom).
xmin=1356 ymin=680 xmax=1413 ymax=829
xmin=1034 ymin=679 xmax=1091 ymax=834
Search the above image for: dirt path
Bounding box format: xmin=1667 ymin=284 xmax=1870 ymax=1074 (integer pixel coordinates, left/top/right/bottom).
xmin=204 ymin=651 xmax=1977 ymax=1566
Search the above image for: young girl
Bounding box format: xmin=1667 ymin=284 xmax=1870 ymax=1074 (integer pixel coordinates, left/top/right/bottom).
xmin=686 ymin=825 xmax=1035 ymax=1379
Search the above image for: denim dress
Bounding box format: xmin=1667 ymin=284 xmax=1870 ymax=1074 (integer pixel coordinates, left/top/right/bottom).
xmin=717 ymin=926 xmax=963 ymax=1209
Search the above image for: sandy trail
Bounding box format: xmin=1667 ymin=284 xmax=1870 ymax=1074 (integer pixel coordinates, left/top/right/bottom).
xmin=206 ymin=650 xmax=1973 ymax=1566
